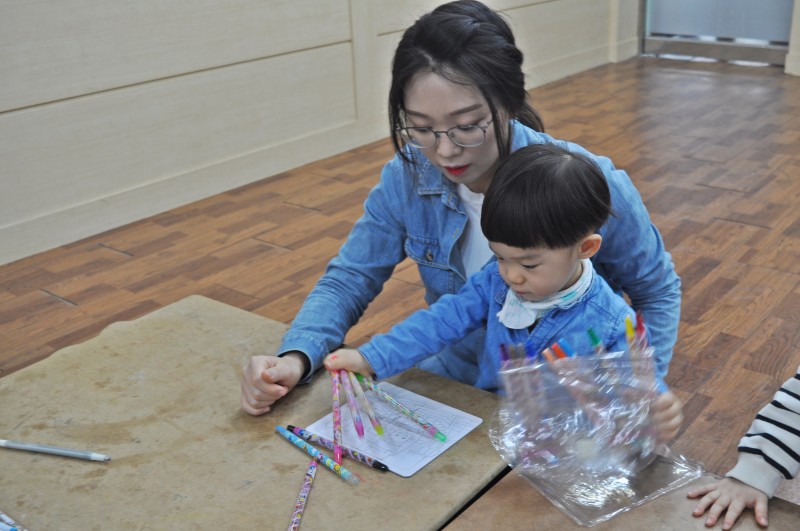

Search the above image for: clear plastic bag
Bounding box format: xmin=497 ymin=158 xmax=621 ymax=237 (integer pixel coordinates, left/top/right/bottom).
xmin=490 ymin=348 xmax=703 ymax=526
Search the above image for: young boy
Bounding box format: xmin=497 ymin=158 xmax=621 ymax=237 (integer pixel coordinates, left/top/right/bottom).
xmin=688 ymin=365 xmax=800 ymax=529
xmin=324 ymin=144 xmax=682 ymax=442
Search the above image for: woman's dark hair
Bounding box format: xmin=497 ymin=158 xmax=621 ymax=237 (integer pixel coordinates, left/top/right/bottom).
xmin=481 ymin=144 xmax=611 ymax=249
xmin=389 ymin=0 xmax=544 ymax=164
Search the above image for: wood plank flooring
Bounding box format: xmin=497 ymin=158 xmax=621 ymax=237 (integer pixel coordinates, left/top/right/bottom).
xmin=2 ymin=57 xmax=800 ymax=495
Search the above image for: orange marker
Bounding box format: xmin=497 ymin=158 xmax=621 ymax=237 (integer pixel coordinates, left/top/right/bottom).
xmin=550 ymin=343 xmax=567 ymax=359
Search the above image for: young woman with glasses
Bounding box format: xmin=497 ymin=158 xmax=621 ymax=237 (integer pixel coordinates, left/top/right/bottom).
xmin=240 ymin=0 xmax=683 ymax=434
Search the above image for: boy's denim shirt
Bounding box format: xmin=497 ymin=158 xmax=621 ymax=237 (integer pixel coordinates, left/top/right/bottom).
xmin=357 ymin=261 xmax=668 ymax=393
xmin=278 ymin=121 xmax=681 ymax=388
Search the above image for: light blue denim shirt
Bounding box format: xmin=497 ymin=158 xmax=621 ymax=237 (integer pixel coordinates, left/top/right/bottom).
xmin=357 ymin=261 xmax=667 ymax=393
xmin=278 ymin=121 xmax=681 ymax=385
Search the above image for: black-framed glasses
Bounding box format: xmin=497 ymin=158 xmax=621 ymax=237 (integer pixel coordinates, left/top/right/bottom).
xmin=398 ymin=120 xmax=493 ymax=149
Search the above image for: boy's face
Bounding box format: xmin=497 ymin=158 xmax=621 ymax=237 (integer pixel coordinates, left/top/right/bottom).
xmin=489 ymin=241 xmax=584 ymax=302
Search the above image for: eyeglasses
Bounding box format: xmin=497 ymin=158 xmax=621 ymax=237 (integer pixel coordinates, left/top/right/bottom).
xmin=398 ymin=120 xmax=493 ymax=149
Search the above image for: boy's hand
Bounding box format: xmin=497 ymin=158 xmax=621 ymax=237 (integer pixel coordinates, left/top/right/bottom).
xmin=324 ymin=348 xmax=373 ymax=376
xmin=239 ymin=353 xmax=306 ymax=415
xmin=687 ymin=477 xmax=769 ymax=529
xmin=651 ymin=390 xmax=683 ymax=444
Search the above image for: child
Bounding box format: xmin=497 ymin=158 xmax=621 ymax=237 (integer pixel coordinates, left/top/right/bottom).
xmin=324 ymin=144 xmax=682 ymax=443
xmin=687 ymin=365 xmax=800 ymax=529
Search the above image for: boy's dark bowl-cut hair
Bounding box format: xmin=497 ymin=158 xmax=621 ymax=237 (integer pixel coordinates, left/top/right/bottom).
xmin=481 ymin=144 xmax=611 ymax=249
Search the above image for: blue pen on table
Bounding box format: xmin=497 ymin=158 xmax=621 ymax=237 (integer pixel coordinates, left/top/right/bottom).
xmin=275 ymin=426 xmax=359 ymax=485
xmin=286 ymin=425 xmax=389 ymax=472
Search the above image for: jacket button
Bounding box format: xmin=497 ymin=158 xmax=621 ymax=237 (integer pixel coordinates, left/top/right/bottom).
xmin=425 ymin=250 xmax=434 ymax=262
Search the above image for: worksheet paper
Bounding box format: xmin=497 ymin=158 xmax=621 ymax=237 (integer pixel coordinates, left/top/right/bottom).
xmin=305 ymin=382 xmax=483 ymax=477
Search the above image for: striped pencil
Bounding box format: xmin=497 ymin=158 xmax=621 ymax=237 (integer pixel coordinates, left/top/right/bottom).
xmin=348 ymin=370 xmax=384 ymax=435
xmin=355 ymin=373 xmax=446 ymax=442
xmin=330 ymin=370 xmax=344 ymax=464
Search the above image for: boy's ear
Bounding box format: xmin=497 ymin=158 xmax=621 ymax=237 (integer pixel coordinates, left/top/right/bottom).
xmin=578 ymin=234 xmax=602 ymax=259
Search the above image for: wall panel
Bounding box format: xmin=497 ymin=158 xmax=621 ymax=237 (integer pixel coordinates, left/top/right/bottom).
xmin=0 ymin=0 xmax=350 ymax=112
xmin=0 ymin=1 xmax=641 ymax=265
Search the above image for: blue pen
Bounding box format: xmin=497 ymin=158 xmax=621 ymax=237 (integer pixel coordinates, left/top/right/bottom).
xmin=522 ymin=341 xmax=539 ymax=362
xmin=557 ymin=338 xmax=577 ymax=357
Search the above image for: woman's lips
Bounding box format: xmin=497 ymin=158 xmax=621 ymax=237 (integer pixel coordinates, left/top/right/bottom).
xmin=444 ymin=165 xmax=469 ymax=176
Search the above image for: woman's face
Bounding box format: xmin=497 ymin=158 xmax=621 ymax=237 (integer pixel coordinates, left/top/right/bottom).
xmin=402 ymin=71 xmax=504 ymax=194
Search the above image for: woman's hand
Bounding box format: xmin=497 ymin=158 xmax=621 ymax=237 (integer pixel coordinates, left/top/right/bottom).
xmin=239 ymin=353 xmax=306 ymax=415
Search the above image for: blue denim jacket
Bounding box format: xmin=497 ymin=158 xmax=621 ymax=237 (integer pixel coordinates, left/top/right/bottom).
xmin=357 ymin=261 xmax=666 ymax=393
xmin=278 ymin=121 xmax=681 ymax=384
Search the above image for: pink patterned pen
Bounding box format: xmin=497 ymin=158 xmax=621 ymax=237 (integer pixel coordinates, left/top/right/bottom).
xmin=330 ymin=370 xmax=344 ymax=464
xmin=355 ymin=373 xmax=446 ymax=442
xmin=339 ymin=369 xmax=365 ymax=437
xmin=288 ymin=457 xmax=318 ymax=531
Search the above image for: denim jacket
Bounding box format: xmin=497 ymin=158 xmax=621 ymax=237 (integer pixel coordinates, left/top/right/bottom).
xmin=278 ymin=121 xmax=681 ymax=384
xmin=357 ymin=261 xmax=666 ymax=393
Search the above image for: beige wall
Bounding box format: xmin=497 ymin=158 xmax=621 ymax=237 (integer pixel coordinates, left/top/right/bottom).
xmin=0 ymin=0 xmax=640 ymax=266
xmin=786 ymin=0 xmax=800 ymax=74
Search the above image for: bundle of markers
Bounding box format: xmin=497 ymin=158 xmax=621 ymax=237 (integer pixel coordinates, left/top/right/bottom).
xmin=275 ymin=370 xmax=446 ymax=530
xmin=495 ymin=314 xmax=658 ymax=483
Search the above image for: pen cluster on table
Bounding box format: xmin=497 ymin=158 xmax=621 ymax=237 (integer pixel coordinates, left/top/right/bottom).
xmin=276 ymin=370 xmax=447 ymax=530
xmin=496 ymin=314 xmax=658 ymax=480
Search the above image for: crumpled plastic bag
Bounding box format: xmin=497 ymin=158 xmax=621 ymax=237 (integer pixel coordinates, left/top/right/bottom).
xmin=490 ymin=348 xmax=702 ymax=526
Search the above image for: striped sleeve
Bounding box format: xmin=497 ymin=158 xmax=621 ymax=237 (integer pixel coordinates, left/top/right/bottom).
xmin=726 ymin=367 xmax=800 ymax=498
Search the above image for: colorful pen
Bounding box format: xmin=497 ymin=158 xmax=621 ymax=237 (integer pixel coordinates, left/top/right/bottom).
xmin=550 ymin=342 xmax=567 ymax=359
xmin=556 ymin=338 xmax=576 ymax=357
xmin=347 ymin=370 xmax=384 ymax=436
xmin=499 ymin=343 xmax=511 ymax=366
xmin=288 ymin=457 xmax=318 ymax=531
xmin=355 ymin=373 xmax=446 ymax=442
xmin=330 ymin=370 xmax=344 ymax=464
xmin=339 ymin=369 xmax=365 ymax=438
xmin=587 ymin=327 xmax=606 ymax=355
xmin=541 ymin=347 xmax=556 ymax=363
xmin=275 ymin=426 xmax=358 ymax=485
xmin=625 ymin=314 xmax=636 ymax=349
xmin=286 ymin=425 xmax=389 ymax=472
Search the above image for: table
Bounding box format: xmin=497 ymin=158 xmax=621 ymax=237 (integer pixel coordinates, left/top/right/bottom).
xmin=0 ymin=295 xmax=507 ymax=530
xmin=445 ymin=466 xmax=800 ymax=530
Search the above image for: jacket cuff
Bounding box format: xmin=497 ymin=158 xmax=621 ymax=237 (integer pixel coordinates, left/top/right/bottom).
xmin=357 ymin=343 xmax=387 ymax=380
xmin=726 ymin=453 xmax=783 ymax=498
xmin=278 ymin=335 xmax=329 ymax=384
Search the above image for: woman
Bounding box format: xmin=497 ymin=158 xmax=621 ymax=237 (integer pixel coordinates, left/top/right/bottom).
xmin=240 ymin=1 xmax=682 ymax=436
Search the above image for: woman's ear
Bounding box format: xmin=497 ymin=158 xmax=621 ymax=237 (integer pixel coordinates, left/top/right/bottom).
xmin=578 ymin=234 xmax=602 ymax=259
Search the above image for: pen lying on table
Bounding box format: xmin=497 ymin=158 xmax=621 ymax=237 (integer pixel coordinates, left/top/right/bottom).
xmin=275 ymin=426 xmax=359 ymax=485
xmin=286 ymin=425 xmax=389 ymax=472
xmin=0 ymin=439 xmax=110 ymax=462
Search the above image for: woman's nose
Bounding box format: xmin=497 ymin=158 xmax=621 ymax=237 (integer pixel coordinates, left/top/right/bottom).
xmin=435 ymin=134 xmax=462 ymax=158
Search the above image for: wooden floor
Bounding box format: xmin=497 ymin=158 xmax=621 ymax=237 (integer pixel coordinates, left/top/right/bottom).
xmin=2 ymin=56 xmax=800 ymax=490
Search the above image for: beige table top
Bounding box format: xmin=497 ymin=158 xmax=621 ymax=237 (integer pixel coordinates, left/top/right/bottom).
xmin=446 ymin=467 xmax=800 ymax=530
xmin=0 ymin=295 xmax=506 ymax=531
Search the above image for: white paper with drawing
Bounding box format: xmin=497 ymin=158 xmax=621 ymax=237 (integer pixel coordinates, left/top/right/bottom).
xmin=305 ymin=382 xmax=482 ymax=477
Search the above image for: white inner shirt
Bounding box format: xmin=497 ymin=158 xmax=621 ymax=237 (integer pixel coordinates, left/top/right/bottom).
xmin=457 ymin=183 xmax=494 ymax=277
